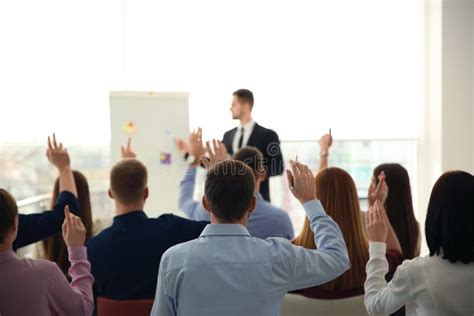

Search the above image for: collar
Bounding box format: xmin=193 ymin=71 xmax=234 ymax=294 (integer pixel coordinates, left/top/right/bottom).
xmin=239 ymin=119 xmax=256 ymax=132
xmin=200 ymin=224 xmax=251 ymax=237
xmin=0 ymin=250 xmax=18 ymax=264
xmin=113 ymin=210 xmax=148 ymax=225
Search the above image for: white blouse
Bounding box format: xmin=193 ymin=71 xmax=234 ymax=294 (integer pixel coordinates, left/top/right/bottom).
xmin=364 ymin=242 xmax=474 ymax=316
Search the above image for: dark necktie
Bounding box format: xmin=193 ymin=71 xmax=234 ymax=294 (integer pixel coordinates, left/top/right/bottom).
xmin=238 ymin=127 xmax=244 ymax=149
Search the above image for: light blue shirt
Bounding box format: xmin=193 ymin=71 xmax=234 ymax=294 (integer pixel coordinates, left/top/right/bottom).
xmin=178 ymin=166 xmax=295 ymax=239
xmin=151 ymin=199 xmax=350 ymax=316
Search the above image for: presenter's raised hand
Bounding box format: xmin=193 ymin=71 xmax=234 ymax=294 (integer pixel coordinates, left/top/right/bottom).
xmin=121 ymin=138 xmax=137 ymax=159
xmin=286 ymin=160 xmax=317 ymax=204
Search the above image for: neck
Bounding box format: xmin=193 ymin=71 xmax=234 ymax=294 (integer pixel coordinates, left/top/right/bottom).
xmin=0 ymin=242 xmax=13 ymax=252
xmin=115 ymin=202 xmax=145 ymax=216
xmin=239 ymin=115 xmax=253 ymax=125
xmin=210 ymin=213 xmax=249 ymax=226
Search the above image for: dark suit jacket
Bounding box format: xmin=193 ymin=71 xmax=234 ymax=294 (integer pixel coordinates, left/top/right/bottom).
xmin=222 ymin=123 xmax=284 ymax=201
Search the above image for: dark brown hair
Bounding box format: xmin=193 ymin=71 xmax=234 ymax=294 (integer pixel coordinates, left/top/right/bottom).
xmin=426 ymin=171 xmax=474 ymax=263
xmin=205 ymin=160 xmax=255 ymax=221
xmin=374 ymin=163 xmax=420 ymax=259
xmin=43 ymin=171 xmax=93 ymax=276
xmin=0 ymin=189 xmax=18 ymax=243
xmin=233 ymin=89 xmax=254 ymax=108
xmin=293 ymin=167 xmax=368 ymax=291
xmin=233 ymin=146 xmax=264 ymax=180
xmin=110 ymin=159 xmax=148 ymax=204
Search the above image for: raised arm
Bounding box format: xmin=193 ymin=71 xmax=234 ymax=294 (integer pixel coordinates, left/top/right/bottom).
xmin=47 ymin=134 xmax=77 ymax=197
xmin=175 ymin=128 xmax=209 ymax=221
xmin=121 ymin=137 xmax=137 ymax=159
xmin=47 ymin=206 xmax=94 ymax=316
xmin=318 ymin=130 xmax=332 ymax=173
xmin=364 ymin=201 xmax=412 ymax=314
xmin=283 ymin=161 xmax=350 ymax=291
xmin=13 ymin=135 xmax=79 ymax=250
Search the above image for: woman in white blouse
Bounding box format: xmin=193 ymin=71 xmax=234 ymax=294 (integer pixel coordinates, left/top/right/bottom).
xmin=364 ymin=171 xmax=474 ymax=316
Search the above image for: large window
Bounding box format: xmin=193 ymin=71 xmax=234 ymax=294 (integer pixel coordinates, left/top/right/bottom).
xmin=1 ymin=0 xmax=423 ymax=231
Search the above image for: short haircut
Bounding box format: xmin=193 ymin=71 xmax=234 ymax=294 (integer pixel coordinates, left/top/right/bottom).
xmin=205 ymin=160 xmax=255 ymax=221
xmin=110 ymin=159 xmax=148 ymax=204
xmin=0 ymin=189 xmax=18 ymax=243
xmin=425 ymin=171 xmax=474 ymax=263
xmin=233 ymin=89 xmax=254 ymax=108
xmin=233 ymin=146 xmax=265 ymax=180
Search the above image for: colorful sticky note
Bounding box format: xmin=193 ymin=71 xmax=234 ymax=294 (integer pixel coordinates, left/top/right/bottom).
xmin=160 ymin=152 xmax=172 ymax=165
xmin=122 ymin=121 xmax=136 ymax=134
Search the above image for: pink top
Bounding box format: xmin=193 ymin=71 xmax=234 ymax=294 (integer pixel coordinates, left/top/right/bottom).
xmin=0 ymin=246 xmax=94 ymax=316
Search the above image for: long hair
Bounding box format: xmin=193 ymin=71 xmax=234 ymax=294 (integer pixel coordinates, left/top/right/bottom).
xmin=43 ymin=171 xmax=93 ymax=276
xmin=374 ymin=164 xmax=420 ymax=259
xmin=293 ymin=167 xmax=369 ymax=291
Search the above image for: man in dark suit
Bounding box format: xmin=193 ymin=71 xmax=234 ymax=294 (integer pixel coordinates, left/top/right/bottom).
xmin=222 ymin=89 xmax=284 ymax=202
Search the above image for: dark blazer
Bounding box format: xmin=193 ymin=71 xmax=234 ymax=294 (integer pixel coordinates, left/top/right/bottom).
xmin=87 ymin=211 xmax=207 ymax=301
xmin=222 ymin=123 xmax=284 ymax=202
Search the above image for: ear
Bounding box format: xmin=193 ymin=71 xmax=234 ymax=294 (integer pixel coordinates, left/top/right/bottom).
xmin=259 ymin=170 xmax=267 ymax=182
xmin=108 ymin=188 xmax=114 ymax=200
xmin=143 ymin=187 xmax=149 ymax=200
xmin=202 ymin=196 xmax=211 ymax=214
xmin=247 ymin=195 xmax=257 ymax=217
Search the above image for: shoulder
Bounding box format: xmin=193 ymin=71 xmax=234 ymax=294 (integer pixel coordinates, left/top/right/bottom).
xmin=87 ymin=225 xmax=115 ymax=248
xmin=264 ymin=203 xmax=292 ymax=224
xmin=21 ymin=257 xmax=59 ymax=274
xmin=155 ymin=213 xmax=207 ymax=226
xmin=255 ymin=124 xmax=279 ymax=138
xmin=159 ymin=239 xmax=199 ymax=271
xmin=223 ymin=128 xmax=237 ymax=138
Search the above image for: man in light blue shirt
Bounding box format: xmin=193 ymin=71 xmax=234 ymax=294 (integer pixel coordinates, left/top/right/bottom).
xmin=177 ymin=129 xmax=294 ymax=239
xmin=152 ymin=159 xmax=350 ymax=316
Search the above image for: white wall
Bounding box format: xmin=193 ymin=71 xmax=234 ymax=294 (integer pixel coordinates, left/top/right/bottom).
xmin=418 ymin=0 xmax=473 ymax=255
xmin=441 ymin=0 xmax=474 ymax=173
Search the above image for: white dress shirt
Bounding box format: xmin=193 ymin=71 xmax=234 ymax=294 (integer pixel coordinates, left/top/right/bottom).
xmin=232 ymin=119 xmax=256 ymax=153
xmin=364 ymin=242 xmax=474 ymax=316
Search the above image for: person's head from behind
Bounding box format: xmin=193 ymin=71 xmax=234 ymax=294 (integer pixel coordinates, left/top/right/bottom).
xmin=44 ymin=171 xmax=93 ymax=274
xmin=109 ymin=159 xmax=149 ymax=211
xmin=233 ymin=146 xmax=266 ymax=192
xmin=0 ymin=189 xmax=19 ymax=249
xmin=426 ymin=171 xmax=474 ymax=264
xmin=373 ymin=163 xmax=419 ymax=258
xmin=203 ymin=160 xmax=256 ymax=224
xmin=231 ymin=89 xmax=254 ymax=120
xmin=294 ymin=167 xmax=368 ymax=291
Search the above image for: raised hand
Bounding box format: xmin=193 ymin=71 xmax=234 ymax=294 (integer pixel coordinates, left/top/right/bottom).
xmin=366 ymin=200 xmax=389 ymax=243
xmin=46 ymin=134 xmax=71 ymax=171
xmin=319 ymin=130 xmax=333 ymax=153
xmin=188 ymin=128 xmax=206 ymax=158
xmin=368 ymin=171 xmax=389 ymax=206
xmin=121 ymin=138 xmax=137 ymax=159
xmin=62 ymin=205 xmax=87 ymax=247
xmin=174 ymin=138 xmax=189 ymax=155
xmin=201 ymin=139 xmax=228 ymax=170
xmin=286 ymin=160 xmax=317 ymax=204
